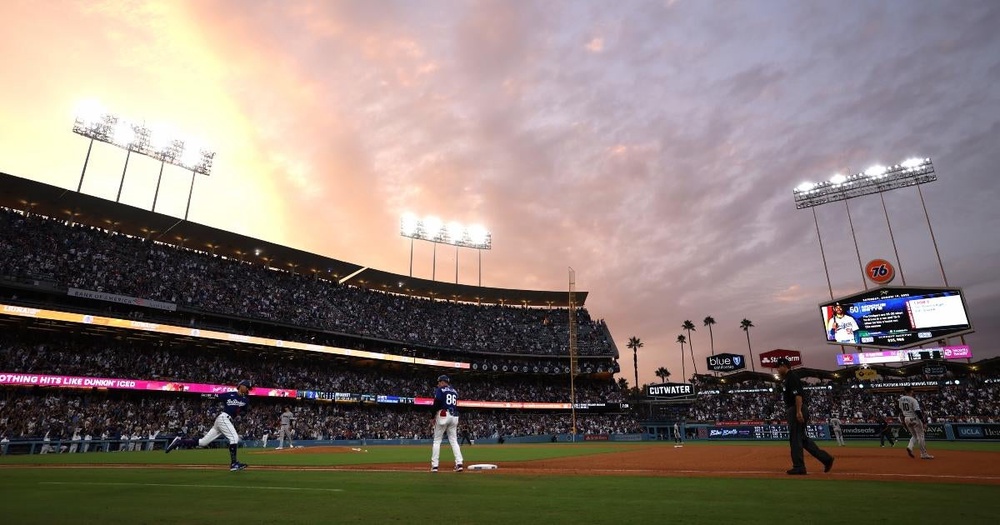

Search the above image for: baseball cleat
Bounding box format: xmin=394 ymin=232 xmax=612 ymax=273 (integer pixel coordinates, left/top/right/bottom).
xmin=921 ymin=455 xmax=934 ymax=460
xmin=431 ymin=466 xmax=439 ymax=473
xmin=906 ymin=447 xmax=915 ymax=458
xmin=164 ymin=436 xmax=181 ymax=454
xmin=823 ymin=458 xmax=834 ymax=473
xmin=230 ymin=462 xmax=248 ymax=471
xmin=454 ymin=464 xmax=463 ymax=472
xmin=275 ymin=446 xmax=283 ymax=450
xmin=786 ymin=468 xmax=807 ymax=475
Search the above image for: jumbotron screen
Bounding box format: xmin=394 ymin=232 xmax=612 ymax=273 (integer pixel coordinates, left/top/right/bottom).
xmin=820 ymin=287 xmax=973 ymax=349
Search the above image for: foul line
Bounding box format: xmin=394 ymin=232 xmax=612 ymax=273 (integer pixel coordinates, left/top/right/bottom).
xmin=39 ymin=481 xmax=344 ymax=492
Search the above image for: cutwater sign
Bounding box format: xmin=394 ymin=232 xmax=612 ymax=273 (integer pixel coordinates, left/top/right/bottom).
xmin=706 ymin=353 xmax=747 ymax=372
xmin=647 ymin=382 xmax=694 ymax=398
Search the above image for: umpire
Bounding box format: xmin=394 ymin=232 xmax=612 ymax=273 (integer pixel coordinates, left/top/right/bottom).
xmin=777 ymin=357 xmax=834 ymax=475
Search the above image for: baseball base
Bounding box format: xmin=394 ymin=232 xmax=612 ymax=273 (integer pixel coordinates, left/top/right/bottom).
xmin=468 ymin=464 xmax=498 ymax=470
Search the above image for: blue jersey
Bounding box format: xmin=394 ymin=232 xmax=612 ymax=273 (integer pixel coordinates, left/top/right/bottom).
xmin=219 ymin=391 xmax=249 ymax=418
xmin=433 ymin=386 xmax=459 ymax=416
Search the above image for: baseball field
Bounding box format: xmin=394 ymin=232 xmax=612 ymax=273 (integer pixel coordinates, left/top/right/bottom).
xmin=2 ymin=440 xmax=998 ymax=524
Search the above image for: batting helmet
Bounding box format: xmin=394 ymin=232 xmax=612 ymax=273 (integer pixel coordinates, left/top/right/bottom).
xmin=437 ymin=375 xmax=450 ymax=383
xmin=238 ymin=379 xmax=253 ymax=389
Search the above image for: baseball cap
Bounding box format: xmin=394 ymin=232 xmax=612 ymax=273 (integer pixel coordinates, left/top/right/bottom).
xmin=437 ymin=375 xmax=450 ymax=383
xmin=775 ymin=357 xmax=791 ymax=367
xmin=238 ymin=379 xmax=253 ymax=389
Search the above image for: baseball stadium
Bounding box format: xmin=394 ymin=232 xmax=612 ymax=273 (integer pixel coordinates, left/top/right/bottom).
xmin=4 ymin=3 xmax=1000 ymax=524
xmin=1 ymin=171 xmax=999 ymax=524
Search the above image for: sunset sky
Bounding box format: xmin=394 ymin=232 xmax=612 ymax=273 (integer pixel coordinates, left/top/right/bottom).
xmin=1 ymin=0 xmax=998 ymax=386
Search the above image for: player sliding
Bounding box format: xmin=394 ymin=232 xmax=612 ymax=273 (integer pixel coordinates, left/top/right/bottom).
xmin=165 ymin=379 xmax=252 ymax=471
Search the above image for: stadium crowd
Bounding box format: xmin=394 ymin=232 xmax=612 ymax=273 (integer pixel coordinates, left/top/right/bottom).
xmin=0 ymin=390 xmax=641 ymax=444
xmin=0 ymin=334 xmax=623 ymax=405
xmin=686 ymin=375 xmax=1000 ymax=424
xmin=0 ymin=209 xmax=614 ymax=357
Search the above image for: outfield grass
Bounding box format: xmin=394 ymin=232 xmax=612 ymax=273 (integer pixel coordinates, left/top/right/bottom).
xmin=2 ymin=441 xmax=998 ymax=524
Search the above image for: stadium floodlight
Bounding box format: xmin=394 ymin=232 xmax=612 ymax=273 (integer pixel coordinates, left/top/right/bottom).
xmin=792 ymin=158 xmax=935 ymax=209
xmin=72 ymin=101 xmax=216 ymax=219
xmin=400 ymin=214 xmax=492 ymax=285
xmin=399 ymin=215 xmax=493 ymax=250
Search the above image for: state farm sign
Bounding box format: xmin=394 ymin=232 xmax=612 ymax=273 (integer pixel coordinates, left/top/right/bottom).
xmin=759 ymin=349 xmax=803 ymax=369
xmin=706 ymin=353 xmax=747 ymax=372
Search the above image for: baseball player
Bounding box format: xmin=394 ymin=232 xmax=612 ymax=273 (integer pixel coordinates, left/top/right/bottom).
xmin=829 ymin=416 xmax=845 ymax=446
xmin=276 ymin=406 xmax=295 ymax=449
xmin=673 ymin=421 xmax=683 ymax=448
xmin=876 ymin=417 xmax=896 ymax=447
xmin=430 ymin=375 xmax=464 ymax=472
xmin=899 ymin=385 xmax=933 ymax=459
xmin=165 ymin=379 xmax=252 ymax=471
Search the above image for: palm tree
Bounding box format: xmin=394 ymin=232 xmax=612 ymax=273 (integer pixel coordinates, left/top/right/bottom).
xmin=616 ymin=377 xmax=629 ymax=392
xmin=626 ymin=336 xmax=643 ymax=394
xmin=703 ymin=316 xmax=717 ymax=356
xmin=676 ymin=334 xmax=687 ymax=381
xmin=654 ymin=366 xmax=671 ymax=383
xmin=682 ymin=320 xmax=698 ymax=376
xmin=740 ymin=318 xmax=756 ymax=372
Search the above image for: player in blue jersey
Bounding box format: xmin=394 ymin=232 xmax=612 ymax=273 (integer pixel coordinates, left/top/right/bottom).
xmin=430 ymin=375 xmax=464 ymax=472
xmin=165 ymin=379 xmax=251 ymax=471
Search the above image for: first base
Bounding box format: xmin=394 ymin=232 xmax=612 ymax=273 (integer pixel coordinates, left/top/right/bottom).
xmin=468 ymin=464 xmax=498 ymax=470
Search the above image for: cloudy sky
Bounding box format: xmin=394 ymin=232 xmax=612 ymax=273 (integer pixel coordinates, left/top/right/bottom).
xmin=1 ymin=0 xmax=998 ymax=386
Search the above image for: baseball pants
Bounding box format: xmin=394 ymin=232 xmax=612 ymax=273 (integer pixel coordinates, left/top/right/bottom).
xmin=199 ymin=413 xmax=240 ymax=446
xmin=431 ymin=412 xmax=463 ymax=468
xmin=904 ymin=417 xmax=929 ymax=456
xmin=787 ymin=408 xmax=832 ymax=470
xmin=277 ymin=425 xmax=293 ymax=448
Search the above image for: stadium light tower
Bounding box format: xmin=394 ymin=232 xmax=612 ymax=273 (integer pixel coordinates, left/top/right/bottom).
xmin=72 ymin=101 xmax=216 ymax=219
xmin=400 ymin=213 xmax=492 ymax=285
xmin=793 ymin=158 xmax=937 ymax=293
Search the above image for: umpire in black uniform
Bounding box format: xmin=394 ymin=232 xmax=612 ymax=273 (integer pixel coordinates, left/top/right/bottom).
xmin=777 ymin=357 xmax=834 ymax=475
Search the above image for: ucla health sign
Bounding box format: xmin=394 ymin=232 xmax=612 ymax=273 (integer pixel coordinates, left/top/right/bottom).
xmin=647 ymin=382 xmax=694 ymax=398
xmin=706 ymin=353 xmax=747 ymax=373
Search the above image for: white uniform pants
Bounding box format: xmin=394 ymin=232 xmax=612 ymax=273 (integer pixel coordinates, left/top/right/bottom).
xmin=431 ymin=412 xmax=463 ymax=468
xmin=904 ymin=416 xmax=928 ymax=456
xmin=278 ymin=425 xmax=293 ymax=447
xmin=834 ymin=429 xmax=844 ymax=446
xmin=199 ymin=413 xmax=240 ymax=447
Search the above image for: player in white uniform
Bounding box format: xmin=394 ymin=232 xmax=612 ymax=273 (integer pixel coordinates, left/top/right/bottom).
xmin=826 ymin=303 xmax=860 ymax=344
xmin=829 ymin=416 xmax=845 ymax=446
xmin=276 ymin=406 xmax=295 ymax=449
xmin=673 ymin=421 xmax=683 ymax=447
xmin=899 ymin=385 xmax=933 ymax=459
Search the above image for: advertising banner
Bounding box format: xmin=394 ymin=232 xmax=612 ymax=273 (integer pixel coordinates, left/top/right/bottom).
xmin=68 ymin=288 xmax=177 ymax=312
xmin=700 ymin=424 xmax=825 ymax=440
xmin=954 ymin=424 xmax=1000 ymax=440
xmin=646 ymin=382 xmax=695 ymax=398
xmin=759 ymin=349 xmax=802 ymax=369
xmin=706 ymin=353 xmax=747 ymax=372
xmin=0 ymin=372 xmax=296 ymax=397
xmin=836 ymin=346 xmax=973 ymax=366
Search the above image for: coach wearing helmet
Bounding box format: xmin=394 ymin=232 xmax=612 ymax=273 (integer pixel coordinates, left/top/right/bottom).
xmin=430 ymin=375 xmax=464 ymax=472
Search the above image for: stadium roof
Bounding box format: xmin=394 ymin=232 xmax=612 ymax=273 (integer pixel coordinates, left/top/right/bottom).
xmin=0 ymin=172 xmax=587 ymax=307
